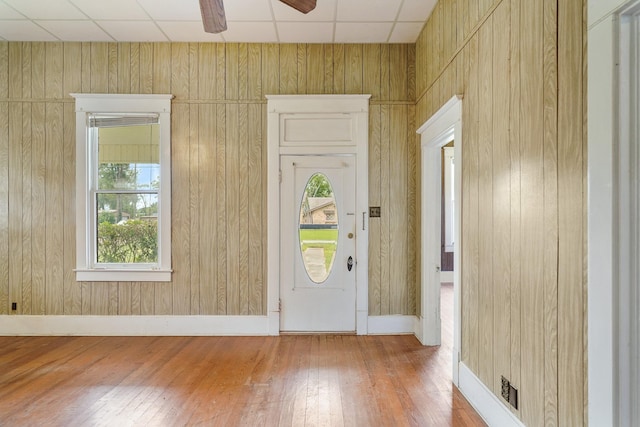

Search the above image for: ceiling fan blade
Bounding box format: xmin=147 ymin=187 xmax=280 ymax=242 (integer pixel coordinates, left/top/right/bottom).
xmin=199 ymin=0 xmax=227 ymax=33
xmin=279 ymin=0 xmax=317 ymax=14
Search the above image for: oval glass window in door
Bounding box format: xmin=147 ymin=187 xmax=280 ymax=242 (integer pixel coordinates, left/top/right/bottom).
xmin=299 ymin=173 xmax=338 ymax=284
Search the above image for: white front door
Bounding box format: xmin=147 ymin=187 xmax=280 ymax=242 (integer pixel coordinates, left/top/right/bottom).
xmin=280 ymin=155 xmax=357 ymax=332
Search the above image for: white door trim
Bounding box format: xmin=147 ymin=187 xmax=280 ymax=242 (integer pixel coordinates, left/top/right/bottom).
xmin=588 ymin=2 xmax=640 ymax=425
xmin=417 ymin=95 xmax=463 ymax=386
xmin=266 ymin=95 xmax=371 ymax=335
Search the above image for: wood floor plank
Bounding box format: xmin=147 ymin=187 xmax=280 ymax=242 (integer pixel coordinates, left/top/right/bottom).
xmin=0 ymin=290 xmax=484 ymax=426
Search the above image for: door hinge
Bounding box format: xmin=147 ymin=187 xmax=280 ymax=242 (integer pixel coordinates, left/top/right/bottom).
xmin=279 ymin=170 xmax=282 ymax=183
xmin=278 ymin=299 xmax=282 ymax=311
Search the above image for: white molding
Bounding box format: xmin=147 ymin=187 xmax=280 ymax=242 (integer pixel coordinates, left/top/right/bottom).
xmin=266 ymin=94 xmax=371 ymax=114
xmin=75 ymin=269 xmax=172 ymax=282
xmin=458 ymin=363 xmax=525 ymax=427
xmin=70 ymin=93 xmax=173 ymax=112
xmin=266 ymin=94 xmax=370 ymax=335
xmin=417 ymin=95 xmax=462 ymax=388
xmin=588 ymin=13 xmax=617 ymax=427
xmin=587 ymin=3 xmax=640 ymax=425
xmin=417 ymin=95 xmax=461 ymax=135
xmin=367 ymin=315 xmax=417 ymax=335
xmin=0 ymin=315 xmax=270 ymax=336
xmin=71 ymin=93 xmax=173 ymax=282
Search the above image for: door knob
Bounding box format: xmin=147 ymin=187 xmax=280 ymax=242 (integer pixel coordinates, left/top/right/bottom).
xmin=347 ymin=256 xmax=353 ymax=272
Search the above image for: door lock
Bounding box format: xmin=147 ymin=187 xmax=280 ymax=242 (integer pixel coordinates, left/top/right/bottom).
xmin=347 ymin=256 xmax=354 ymax=272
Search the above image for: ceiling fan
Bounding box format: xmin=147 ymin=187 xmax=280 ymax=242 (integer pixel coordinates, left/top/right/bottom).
xmin=199 ymin=0 xmax=317 ymax=34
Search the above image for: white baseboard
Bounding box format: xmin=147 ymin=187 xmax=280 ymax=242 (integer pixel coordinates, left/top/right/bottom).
xmin=357 ymin=310 xmax=368 ymax=335
xmin=458 ymin=362 xmax=524 ymax=427
xmin=0 ymin=315 xmax=271 ymax=336
xmin=367 ymin=315 xmax=417 ymax=335
xmin=2 ymin=314 xmax=425 ymax=338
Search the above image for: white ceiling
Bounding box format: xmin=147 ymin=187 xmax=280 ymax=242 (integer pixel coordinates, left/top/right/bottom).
xmin=0 ymin=0 xmax=436 ymax=44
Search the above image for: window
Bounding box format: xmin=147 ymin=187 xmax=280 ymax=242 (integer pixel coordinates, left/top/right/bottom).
xmin=298 ymin=173 xmax=338 ymax=284
xmin=72 ymin=94 xmax=173 ymax=281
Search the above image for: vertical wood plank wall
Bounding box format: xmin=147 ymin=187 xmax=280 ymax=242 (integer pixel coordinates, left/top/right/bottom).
xmin=0 ymin=2 xmax=589 ymax=423
xmin=0 ymin=42 xmax=416 ymax=317
xmin=415 ymin=0 xmax=586 ymax=425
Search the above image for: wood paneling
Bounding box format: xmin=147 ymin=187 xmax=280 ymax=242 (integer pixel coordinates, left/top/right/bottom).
xmin=477 ymin=17 xmax=494 ymax=389
xmin=491 ymin=0 xmax=512 ymax=405
xmin=558 ymin=0 xmax=586 ymax=424
xmin=415 ymin=0 xmax=586 ymax=425
xmin=460 ymin=33 xmax=480 ymax=373
xmin=0 ymin=41 xmax=418 ymax=317
xmin=508 ymin=0 xmax=523 ymax=417
xmin=542 ymin=0 xmax=560 ymax=424
xmin=0 ymin=101 xmax=7 ymax=315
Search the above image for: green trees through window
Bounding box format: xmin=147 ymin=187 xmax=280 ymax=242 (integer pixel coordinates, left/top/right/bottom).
xmin=73 ymin=94 xmax=172 ymax=281
xmin=96 ymin=161 xmax=159 ymax=264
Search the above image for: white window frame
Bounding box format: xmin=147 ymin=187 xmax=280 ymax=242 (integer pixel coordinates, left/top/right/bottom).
xmin=71 ymin=94 xmax=173 ymax=282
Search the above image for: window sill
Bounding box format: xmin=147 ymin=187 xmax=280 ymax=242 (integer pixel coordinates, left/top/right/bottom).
xmin=75 ymin=269 xmax=172 ymax=282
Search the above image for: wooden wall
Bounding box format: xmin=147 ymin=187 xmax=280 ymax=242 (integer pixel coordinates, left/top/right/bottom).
xmin=0 ymin=42 xmax=416 ymax=317
xmin=415 ymin=0 xmax=586 ymax=425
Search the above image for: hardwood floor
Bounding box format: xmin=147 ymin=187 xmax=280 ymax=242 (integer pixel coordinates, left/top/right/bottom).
xmin=0 ymin=285 xmax=484 ymax=426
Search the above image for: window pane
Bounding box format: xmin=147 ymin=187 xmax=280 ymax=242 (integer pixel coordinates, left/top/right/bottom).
xmin=97 ymin=123 xmax=160 ymax=190
xmin=96 ymin=193 xmax=158 ymax=264
xmin=298 ymin=173 xmax=338 ymax=284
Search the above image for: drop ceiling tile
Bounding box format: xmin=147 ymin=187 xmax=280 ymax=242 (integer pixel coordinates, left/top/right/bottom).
xmin=397 ymin=0 xmax=437 ymax=22
xmin=277 ymin=22 xmax=333 ymax=43
xmin=0 ymin=2 xmax=25 ymax=19
xmin=223 ymin=21 xmax=277 ymax=43
xmin=388 ymin=22 xmax=423 ymax=43
xmin=3 ymin=0 xmax=86 ymax=20
xmin=0 ymin=0 xmax=437 ymax=43
xmin=336 ymin=0 xmax=401 ymax=22
xmin=335 ymin=22 xmax=392 ymax=43
xmin=98 ymin=21 xmax=168 ymax=42
xmin=0 ymin=20 xmax=58 ymax=41
xmin=224 ymin=0 xmax=273 ymax=21
xmin=38 ymin=20 xmax=114 ymax=41
xmin=271 ymin=0 xmax=336 ymax=21
xmin=69 ymin=0 xmax=149 ymax=20
xmin=136 ymin=0 xmax=201 ymax=21
xmin=157 ymin=21 xmax=224 ymax=42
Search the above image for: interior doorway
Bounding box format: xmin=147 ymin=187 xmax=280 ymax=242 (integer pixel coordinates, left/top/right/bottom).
xmin=417 ymin=95 xmax=462 ymax=386
xmin=440 ymin=142 xmax=455 ymax=283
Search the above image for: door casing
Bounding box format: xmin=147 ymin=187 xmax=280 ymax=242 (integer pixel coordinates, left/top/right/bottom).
xmin=266 ymin=95 xmax=371 ymax=335
xmin=417 ymin=95 xmax=462 ymax=385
